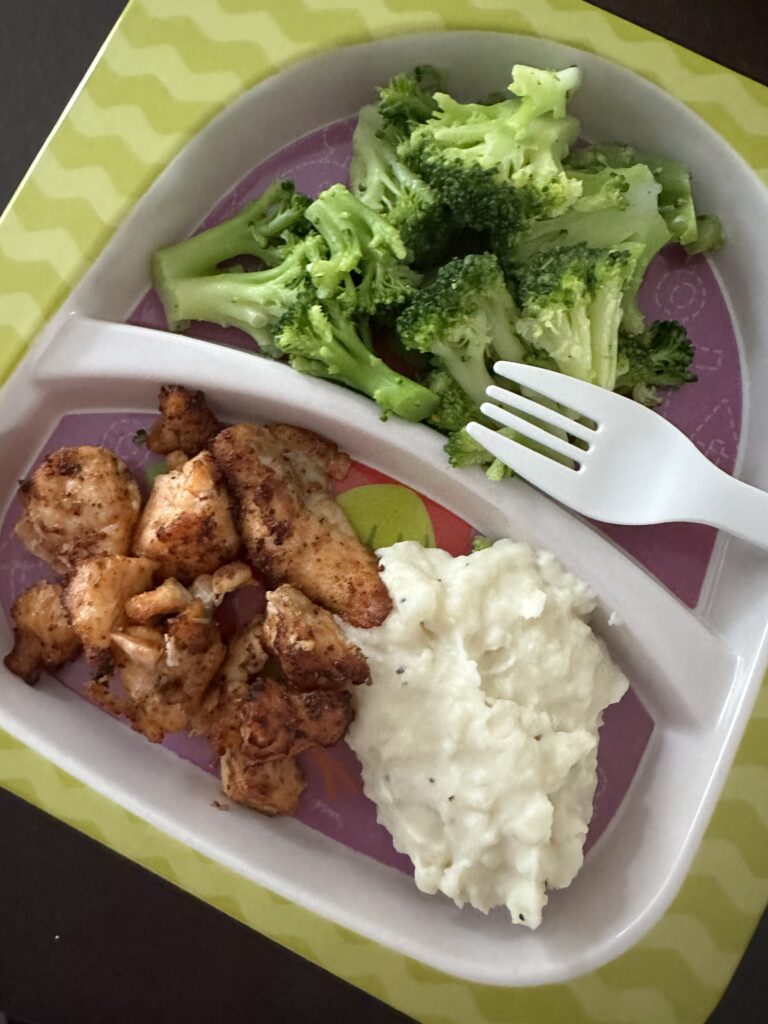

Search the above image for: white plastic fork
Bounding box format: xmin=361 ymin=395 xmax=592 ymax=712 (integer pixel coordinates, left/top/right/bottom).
xmin=467 ymin=361 xmax=768 ymax=549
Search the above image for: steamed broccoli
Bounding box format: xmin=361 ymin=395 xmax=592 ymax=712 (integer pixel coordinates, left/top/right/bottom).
xmin=509 ymin=165 xmax=671 ymax=336
xmin=273 ymin=294 xmax=438 ymax=422
xmin=397 ymin=253 xmax=524 ymax=408
xmin=444 ymin=427 xmax=513 ymax=481
xmin=349 ymin=104 xmax=453 ymax=268
xmin=377 ymin=64 xmax=444 ymax=133
xmin=152 ymin=180 xmax=310 ymax=294
xmin=685 ymin=215 xmax=725 ymax=256
xmin=425 ymin=366 xmax=483 ymax=433
xmin=615 ymin=320 xmax=696 ymax=406
xmin=566 ymin=143 xmax=724 ymax=254
xmin=304 ymin=183 xmax=420 ymax=312
xmin=512 ymin=243 xmax=639 ymax=390
xmin=399 ymin=65 xmax=583 ymax=233
xmin=153 ymin=233 xmax=325 ymax=354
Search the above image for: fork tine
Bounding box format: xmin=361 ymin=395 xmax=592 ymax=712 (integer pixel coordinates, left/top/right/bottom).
xmin=479 ymin=402 xmax=586 ymax=463
xmin=485 ymin=385 xmax=595 ymax=443
xmin=466 ymin=422 xmax=584 ymax=502
xmin=493 ymin=362 xmax=619 ymax=421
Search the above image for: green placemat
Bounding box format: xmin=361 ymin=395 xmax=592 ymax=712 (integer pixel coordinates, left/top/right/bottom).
xmin=1 ymin=2 xmax=767 ymax=1021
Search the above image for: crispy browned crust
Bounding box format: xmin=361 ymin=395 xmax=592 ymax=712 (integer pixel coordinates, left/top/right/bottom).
xmin=125 ymin=578 xmax=192 ymax=622
xmin=132 ymin=451 xmax=240 ymax=583
xmin=15 ymin=446 xmax=142 ymax=576
xmin=210 ymin=423 xmax=391 ymax=628
xmin=291 ymin=688 xmax=354 ymax=748
xmin=65 ymin=555 xmax=157 ymax=677
xmin=4 ymin=582 xmax=81 ymax=684
xmin=148 ymin=385 xmax=221 ymax=456
xmin=209 ymin=677 xmax=353 ymax=763
xmin=220 ymin=752 xmax=305 ymax=816
xmin=266 ymin=424 xmax=351 ymax=481
xmin=263 ymin=584 xmax=369 ymax=691
xmin=93 ymin=600 xmax=227 ymax=744
xmin=161 ymin=599 xmax=227 ymax=703
xmin=195 ymin=618 xmax=267 ymax=731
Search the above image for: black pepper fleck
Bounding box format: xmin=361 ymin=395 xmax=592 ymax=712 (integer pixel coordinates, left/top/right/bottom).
xmin=396 ymin=667 xmax=405 ymax=675
xmin=429 ymin=777 xmax=435 ymax=783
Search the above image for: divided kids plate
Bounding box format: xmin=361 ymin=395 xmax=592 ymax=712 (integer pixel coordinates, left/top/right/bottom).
xmin=1 ymin=4 xmax=767 ymax=1022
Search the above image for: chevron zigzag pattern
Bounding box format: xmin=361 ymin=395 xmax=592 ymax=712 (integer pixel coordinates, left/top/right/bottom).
xmin=0 ymin=1 xmax=766 ymax=1021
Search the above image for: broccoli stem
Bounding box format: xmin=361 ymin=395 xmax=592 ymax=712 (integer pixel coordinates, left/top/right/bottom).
xmin=318 ymin=309 xmax=438 ymax=421
xmin=160 ymin=271 xmax=293 ymax=355
xmin=294 ymin=342 xmax=438 ymax=422
xmin=437 ymin=345 xmax=495 ymax=407
xmin=153 ymin=211 xmax=259 ymax=283
xmin=152 ymin=182 xmax=309 ymax=324
xmin=277 ymin=301 xmax=439 ymax=423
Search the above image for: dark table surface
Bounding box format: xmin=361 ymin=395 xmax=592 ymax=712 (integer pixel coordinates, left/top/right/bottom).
xmin=1 ymin=2 xmax=767 ymax=1022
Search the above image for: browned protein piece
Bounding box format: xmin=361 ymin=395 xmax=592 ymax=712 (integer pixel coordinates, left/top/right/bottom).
xmin=147 ymin=385 xmax=221 ymax=457
xmin=210 ymin=677 xmax=352 ymax=763
xmin=4 ymin=582 xmax=81 ymax=684
xmin=263 ymin=584 xmax=369 ymax=691
xmin=210 ymin=675 xmax=351 ymax=816
xmin=132 ymin=451 xmax=240 ymax=582
xmin=15 ymin=446 xmax=142 ymax=576
xmin=220 ymin=752 xmax=305 ymax=816
xmin=125 ymin=578 xmax=192 ymax=622
xmin=196 ymin=617 xmax=268 ymax=734
xmin=210 ymin=423 xmax=392 ymax=628
xmin=95 ymin=599 xmax=227 ymax=743
xmin=65 ymin=555 xmax=157 ymax=677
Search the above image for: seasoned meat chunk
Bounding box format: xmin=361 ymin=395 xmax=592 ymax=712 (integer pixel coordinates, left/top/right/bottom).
xmin=125 ymin=578 xmax=192 ymax=622
xmin=291 ymin=688 xmax=354 ymax=748
xmin=220 ymin=753 xmax=305 ymax=816
xmin=263 ymin=584 xmax=368 ymax=691
xmin=132 ymin=451 xmax=239 ymax=583
xmin=65 ymin=555 xmax=156 ymax=677
xmin=210 ymin=677 xmax=352 ymax=763
xmin=4 ymin=582 xmax=80 ymax=684
xmin=15 ymin=446 xmax=141 ymax=576
xmin=147 ymin=384 xmax=220 ymax=457
xmin=211 ymin=423 xmax=391 ymax=627
xmin=91 ymin=599 xmax=226 ymax=743
xmin=190 ymin=561 xmax=254 ymax=611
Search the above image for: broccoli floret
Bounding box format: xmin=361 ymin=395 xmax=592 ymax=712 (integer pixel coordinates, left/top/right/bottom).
xmin=510 ymin=165 xmax=671 ymax=335
xmin=399 ymin=141 xmax=528 ymax=236
xmin=399 ymin=64 xmax=582 ymax=231
xmin=685 ymin=214 xmax=726 ymax=256
xmin=397 ymin=253 xmax=524 ymax=407
xmin=445 ymin=427 xmax=512 ymax=481
xmin=349 ymin=104 xmax=454 ymax=268
xmin=154 ymin=233 xmax=325 ymax=354
xmin=304 ymin=183 xmax=420 ymax=312
xmin=425 ymin=366 xmax=483 ymax=433
xmin=377 ymin=64 xmax=444 ymax=132
xmin=152 ymin=180 xmax=310 ymax=297
xmin=615 ymin=320 xmax=696 ymax=406
xmin=566 ymin=143 xmax=724 ymax=254
xmin=513 ymin=243 xmax=639 ymax=390
xmin=273 ymin=295 xmax=438 ymax=422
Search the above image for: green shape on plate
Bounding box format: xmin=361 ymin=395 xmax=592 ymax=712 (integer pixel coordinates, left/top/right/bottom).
xmin=145 ymin=460 xmax=167 ymax=486
xmin=337 ymin=484 xmax=436 ymax=550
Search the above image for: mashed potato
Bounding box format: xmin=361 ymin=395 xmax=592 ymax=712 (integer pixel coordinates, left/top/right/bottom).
xmin=343 ymin=539 xmax=628 ymax=929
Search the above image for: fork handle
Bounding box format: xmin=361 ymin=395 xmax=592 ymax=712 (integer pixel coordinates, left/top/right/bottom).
xmin=692 ymin=463 xmax=768 ymax=550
